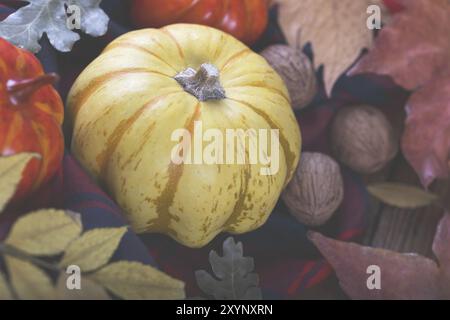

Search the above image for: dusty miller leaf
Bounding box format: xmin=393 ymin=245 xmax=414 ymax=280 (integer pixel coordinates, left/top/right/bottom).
xmin=0 ymin=271 xmax=13 ymax=300
xmin=59 ymin=227 xmax=127 ymax=272
xmin=56 ymin=273 xmax=110 ymax=300
xmin=92 ymin=261 xmax=185 ymax=300
xmin=6 ymin=256 xmax=55 ymax=300
xmin=368 ymin=182 xmax=439 ymax=209
xmin=195 ymin=237 xmax=262 ymax=300
xmin=0 ymin=152 xmax=39 ymax=214
xmin=6 ymin=209 xmax=82 ymax=256
xmin=0 ymin=0 xmax=109 ymax=53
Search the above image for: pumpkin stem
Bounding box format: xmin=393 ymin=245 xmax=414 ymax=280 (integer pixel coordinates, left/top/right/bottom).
xmin=174 ymin=63 xmax=226 ymax=101
xmin=7 ymin=73 xmax=59 ymax=105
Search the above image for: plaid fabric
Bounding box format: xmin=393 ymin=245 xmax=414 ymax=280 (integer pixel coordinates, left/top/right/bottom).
xmin=0 ymin=1 xmax=407 ymax=299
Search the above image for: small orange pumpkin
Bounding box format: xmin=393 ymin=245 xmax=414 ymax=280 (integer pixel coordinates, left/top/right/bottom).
xmin=0 ymin=38 xmax=64 ymax=201
xmin=130 ymin=0 xmax=269 ymax=45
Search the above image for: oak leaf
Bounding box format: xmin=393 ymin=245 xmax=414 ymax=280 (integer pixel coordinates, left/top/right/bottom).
xmin=349 ymin=0 xmax=450 ymax=186
xmin=195 ymin=237 xmax=262 ymax=300
xmin=308 ymin=213 xmax=450 ymax=300
xmin=276 ymin=0 xmax=386 ymax=96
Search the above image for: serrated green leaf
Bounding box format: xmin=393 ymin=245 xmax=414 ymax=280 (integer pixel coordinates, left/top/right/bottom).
xmin=368 ymin=182 xmax=439 ymax=209
xmin=195 ymin=237 xmax=262 ymax=300
xmin=56 ymin=272 xmax=110 ymax=300
xmin=92 ymin=261 xmax=185 ymax=300
xmin=59 ymin=227 xmax=127 ymax=272
xmin=6 ymin=257 xmax=55 ymax=300
xmin=0 ymin=153 xmax=40 ymax=213
xmin=6 ymin=210 xmax=82 ymax=256
xmin=0 ymin=271 xmax=13 ymax=300
xmin=0 ymin=0 xmax=109 ymax=53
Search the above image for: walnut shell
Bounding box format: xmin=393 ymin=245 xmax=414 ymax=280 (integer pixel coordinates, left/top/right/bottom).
xmin=261 ymin=45 xmax=317 ymax=110
xmin=331 ymin=105 xmax=399 ymax=174
xmin=282 ymin=152 xmax=344 ymax=226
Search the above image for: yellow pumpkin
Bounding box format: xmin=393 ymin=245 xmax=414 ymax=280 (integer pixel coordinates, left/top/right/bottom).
xmin=67 ymin=24 xmax=301 ymax=248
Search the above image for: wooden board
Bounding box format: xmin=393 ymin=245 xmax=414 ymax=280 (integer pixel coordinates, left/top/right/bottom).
xmin=297 ymin=155 xmax=448 ymax=299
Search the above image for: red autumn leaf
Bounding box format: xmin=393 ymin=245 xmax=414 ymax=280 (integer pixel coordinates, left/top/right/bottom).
xmin=402 ymin=76 xmax=450 ymax=187
xmin=350 ymin=0 xmax=450 ymax=90
xmin=349 ymin=0 xmax=450 ymax=186
xmin=383 ymin=0 xmax=404 ymax=13
xmin=308 ymin=213 xmax=450 ymax=300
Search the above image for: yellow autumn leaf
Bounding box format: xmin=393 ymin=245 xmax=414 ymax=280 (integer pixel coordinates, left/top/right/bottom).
xmin=368 ymin=182 xmax=439 ymax=209
xmin=0 ymin=153 xmax=40 ymax=213
xmin=276 ymin=0 xmax=383 ymax=96
xmin=6 ymin=210 xmax=82 ymax=256
xmin=6 ymin=257 xmax=55 ymax=300
xmin=59 ymin=227 xmax=127 ymax=272
xmin=92 ymin=261 xmax=185 ymax=300
xmin=0 ymin=270 xmax=13 ymax=300
xmin=56 ymin=273 xmax=110 ymax=300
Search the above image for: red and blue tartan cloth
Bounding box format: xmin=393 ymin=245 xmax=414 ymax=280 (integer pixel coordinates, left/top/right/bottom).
xmin=0 ymin=1 xmax=408 ymax=299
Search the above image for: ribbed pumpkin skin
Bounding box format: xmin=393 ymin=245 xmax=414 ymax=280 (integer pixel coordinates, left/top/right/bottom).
xmin=0 ymin=38 xmax=64 ymax=201
xmin=67 ymin=24 xmax=301 ymax=248
xmin=130 ymin=0 xmax=268 ymax=45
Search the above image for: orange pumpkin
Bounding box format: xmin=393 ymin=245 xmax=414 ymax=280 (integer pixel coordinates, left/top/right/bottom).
xmin=130 ymin=0 xmax=269 ymax=45
xmin=0 ymin=38 xmax=64 ymax=201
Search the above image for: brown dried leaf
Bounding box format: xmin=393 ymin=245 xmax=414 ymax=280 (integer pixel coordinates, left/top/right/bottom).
xmin=277 ymin=0 xmax=381 ymax=96
xmin=367 ymin=182 xmax=439 ymax=209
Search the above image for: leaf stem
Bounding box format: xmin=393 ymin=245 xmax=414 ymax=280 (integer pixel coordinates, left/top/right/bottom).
xmin=0 ymin=242 xmax=61 ymax=272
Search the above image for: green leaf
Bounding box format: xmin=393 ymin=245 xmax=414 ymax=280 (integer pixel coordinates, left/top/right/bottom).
xmin=6 ymin=257 xmax=55 ymax=300
xmin=0 ymin=0 xmax=109 ymax=53
xmin=6 ymin=210 xmax=82 ymax=256
xmin=56 ymin=273 xmax=110 ymax=300
xmin=0 ymin=271 xmax=13 ymax=300
xmin=60 ymin=227 xmax=127 ymax=272
xmin=195 ymin=237 xmax=262 ymax=300
xmin=0 ymin=153 xmax=39 ymax=213
xmin=368 ymin=182 xmax=439 ymax=209
xmin=92 ymin=261 xmax=185 ymax=300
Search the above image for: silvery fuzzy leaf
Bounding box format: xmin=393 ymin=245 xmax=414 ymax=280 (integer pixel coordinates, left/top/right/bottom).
xmin=195 ymin=237 xmax=263 ymax=300
xmin=69 ymin=0 xmax=109 ymax=37
xmin=0 ymin=0 xmax=109 ymax=53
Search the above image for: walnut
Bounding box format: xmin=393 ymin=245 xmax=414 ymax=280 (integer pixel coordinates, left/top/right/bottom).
xmin=282 ymin=152 xmax=344 ymax=226
xmin=331 ymin=105 xmax=399 ymax=174
xmin=261 ymin=45 xmax=317 ymax=110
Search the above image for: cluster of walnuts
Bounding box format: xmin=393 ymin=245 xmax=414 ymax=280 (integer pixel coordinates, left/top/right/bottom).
xmin=282 ymin=105 xmax=398 ymax=226
xmin=261 ymin=44 xmax=398 ymax=226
